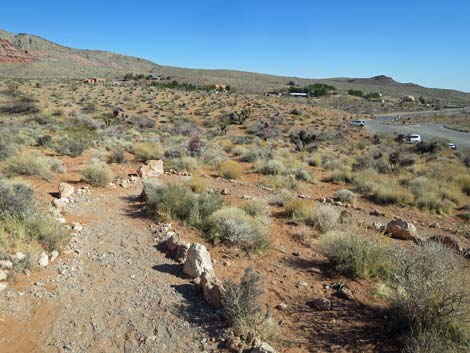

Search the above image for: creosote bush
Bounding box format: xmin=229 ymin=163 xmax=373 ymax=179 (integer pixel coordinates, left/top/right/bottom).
xmin=319 ymin=231 xmax=394 ymax=279
xmin=218 ymin=160 xmax=243 ymax=179
xmin=81 ymin=161 xmax=113 ymax=186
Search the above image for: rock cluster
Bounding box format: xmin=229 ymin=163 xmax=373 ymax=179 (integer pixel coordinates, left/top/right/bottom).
xmin=138 ymin=160 xmax=164 ymax=179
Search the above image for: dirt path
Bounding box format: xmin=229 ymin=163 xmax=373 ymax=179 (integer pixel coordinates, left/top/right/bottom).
xmin=0 ymin=185 xmax=219 ymax=353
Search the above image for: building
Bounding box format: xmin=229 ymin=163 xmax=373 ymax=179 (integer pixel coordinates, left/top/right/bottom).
xmin=82 ymin=78 xmax=107 ymax=85
xmin=289 ymin=92 xmax=308 ymax=98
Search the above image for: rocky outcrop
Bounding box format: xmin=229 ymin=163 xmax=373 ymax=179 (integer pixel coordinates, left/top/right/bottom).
xmin=58 ymin=182 xmax=75 ymax=199
xmin=200 ymin=270 xmax=225 ymax=308
xmin=0 ymin=38 xmax=38 ymax=63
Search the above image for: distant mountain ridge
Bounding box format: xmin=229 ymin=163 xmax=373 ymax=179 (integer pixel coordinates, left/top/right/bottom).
xmin=0 ymin=29 xmax=469 ymax=104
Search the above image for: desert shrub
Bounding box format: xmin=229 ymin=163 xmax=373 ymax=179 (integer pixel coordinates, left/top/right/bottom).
xmin=242 ymin=199 xmax=269 ymax=218
xmin=313 ymin=205 xmax=339 ymax=233
xmin=55 ymin=137 xmax=88 ymax=157
xmin=289 ymin=128 xmax=317 ymax=151
xmin=144 ymin=181 xmax=221 ymax=227
xmin=174 ymin=156 xmax=199 ymax=173
xmin=222 ymin=267 xmax=264 ymax=335
xmin=371 ymin=181 xmax=412 ymax=205
xmin=36 ymin=135 xmax=52 ymax=147
xmin=206 ymin=207 xmax=269 ymax=252
xmin=186 ymin=176 xmax=207 ymax=193
xmin=324 ymin=168 xmax=353 ymax=184
xmin=0 ymin=100 xmax=39 ymax=115
xmin=219 ymin=160 xmax=243 ymax=179
xmin=319 ymin=231 xmax=394 ymax=279
xmin=80 ymin=161 xmax=113 ymax=186
xmin=389 ymin=242 xmax=470 ymax=351
xmin=457 ymin=175 xmax=470 ymax=195
xmin=49 ymin=159 xmax=66 ymax=174
xmin=0 ymin=142 xmax=16 ymax=160
xmin=188 ymin=136 xmax=203 ymax=157
xmin=294 ymin=168 xmax=314 ymax=182
xmin=107 ymin=148 xmax=128 ymax=164
xmin=134 ymin=142 xmax=164 ymax=162
xmin=284 ymin=199 xmax=316 ymax=225
xmin=0 ymin=181 xmax=65 ymax=251
xmin=4 ymin=150 xmax=53 ymax=181
xmin=334 ymin=189 xmax=357 ymax=204
xmin=129 ymin=115 xmax=156 ymax=129
xmin=306 ymin=152 xmax=321 ymax=167
xmin=256 ymin=159 xmax=286 ymax=175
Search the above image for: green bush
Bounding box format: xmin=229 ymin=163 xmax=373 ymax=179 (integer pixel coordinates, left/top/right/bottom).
xmin=55 ymin=137 xmax=88 ymax=157
xmin=80 ymin=161 xmax=113 ymax=186
xmin=319 ymin=231 xmax=394 ymax=279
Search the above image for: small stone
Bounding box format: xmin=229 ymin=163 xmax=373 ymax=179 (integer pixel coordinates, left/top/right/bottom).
xmin=12 ymin=252 xmax=26 ymax=262
xmin=0 ymin=282 xmax=8 ymax=292
xmin=275 ymin=302 xmax=288 ymax=310
xmin=120 ymin=180 xmax=130 ymax=188
xmin=56 ymin=217 xmax=66 ymax=224
xmin=72 ymin=222 xmax=83 ymax=232
xmin=292 ymin=251 xmax=301 ymax=257
xmin=0 ymin=270 xmax=8 ymax=281
xmin=38 ymin=252 xmax=49 ymax=267
xmin=50 ymin=250 xmax=59 ymax=262
xmin=308 ymin=298 xmax=332 ymax=311
xmin=58 ymin=182 xmax=74 ymax=199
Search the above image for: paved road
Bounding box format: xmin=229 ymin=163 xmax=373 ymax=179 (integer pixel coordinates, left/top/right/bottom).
xmin=364 ymin=107 xmax=470 ymax=150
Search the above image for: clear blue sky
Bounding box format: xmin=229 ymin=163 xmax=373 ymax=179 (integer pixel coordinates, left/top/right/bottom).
xmin=1 ymin=0 xmax=469 ymax=92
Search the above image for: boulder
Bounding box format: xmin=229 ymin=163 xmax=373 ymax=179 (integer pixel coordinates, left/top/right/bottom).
xmin=0 ymin=260 xmax=13 ymax=270
xmin=165 ymin=232 xmax=180 ymax=251
xmin=138 ymin=160 xmax=164 ymax=179
xmin=52 ymin=198 xmax=69 ymax=210
xmin=386 ymin=218 xmax=417 ymax=240
xmin=183 ymin=243 xmax=214 ymax=278
xmin=0 ymin=269 xmax=8 ymax=281
xmin=175 ymin=242 xmax=190 ymax=263
xmin=50 ymin=250 xmax=59 ymax=262
xmin=0 ymin=282 xmax=7 ymax=292
xmin=58 ymin=182 xmax=75 ymax=199
xmin=373 ymin=221 xmax=385 ymax=233
xmin=72 ymin=222 xmax=83 ymax=232
xmin=38 ymin=252 xmax=49 ymax=267
xmin=200 ymin=270 xmax=225 ymax=308
xmin=251 ymin=341 xmax=277 ymax=353
xmin=11 ymin=252 xmax=26 ymax=262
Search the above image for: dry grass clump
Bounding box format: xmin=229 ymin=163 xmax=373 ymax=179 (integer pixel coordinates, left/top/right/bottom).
xmin=173 ymin=156 xmax=199 ymax=173
xmin=218 ymin=160 xmax=243 ymax=179
xmin=186 ymin=176 xmax=207 ymax=193
xmin=107 ymin=148 xmax=128 ymax=164
xmin=134 ymin=142 xmax=164 ymax=162
xmin=284 ymin=199 xmax=317 ymax=225
xmin=241 ymin=199 xmax=269 ymax=218
xmin=324 ymin=167 xmax=353 ymax=184
xmin=206 ymin=207 xmax=269 ymax=252
xmin=256 ymin=159 xmax=286 ymax=175
xmin=80 ymin=161 xmax=113 ymax=186
xmin=319 ymin=231 xmax=394 ymax=279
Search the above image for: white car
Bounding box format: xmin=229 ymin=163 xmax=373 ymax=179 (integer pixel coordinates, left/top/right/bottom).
xmin=407 ymin=134 xmax=422 ymax=144
xmin=350 ymin=120 xmax=366 ymax=127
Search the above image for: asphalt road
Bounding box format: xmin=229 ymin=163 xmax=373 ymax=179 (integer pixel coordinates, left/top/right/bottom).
xmin=364 ymin=108 xmax=470 ymax=150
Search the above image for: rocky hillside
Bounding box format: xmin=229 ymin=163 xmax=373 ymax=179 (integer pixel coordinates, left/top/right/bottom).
xmin=1 ymin=29 xmax=469 ymax=104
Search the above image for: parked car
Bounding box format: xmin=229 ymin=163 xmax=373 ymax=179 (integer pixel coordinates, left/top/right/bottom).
xmin=448 ymin=143 xmax=457 ymax=150
xmin=350 ymin=120 xmax=366 ymax=127
xmin=407 ymin=134 xmax=422 ymax=144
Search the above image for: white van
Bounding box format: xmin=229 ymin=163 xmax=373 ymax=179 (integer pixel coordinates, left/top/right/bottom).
xmin=407 ymin=134 xmax=422 ymax=144
xmin=350 ymin=120 xmax=366 ymax=127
